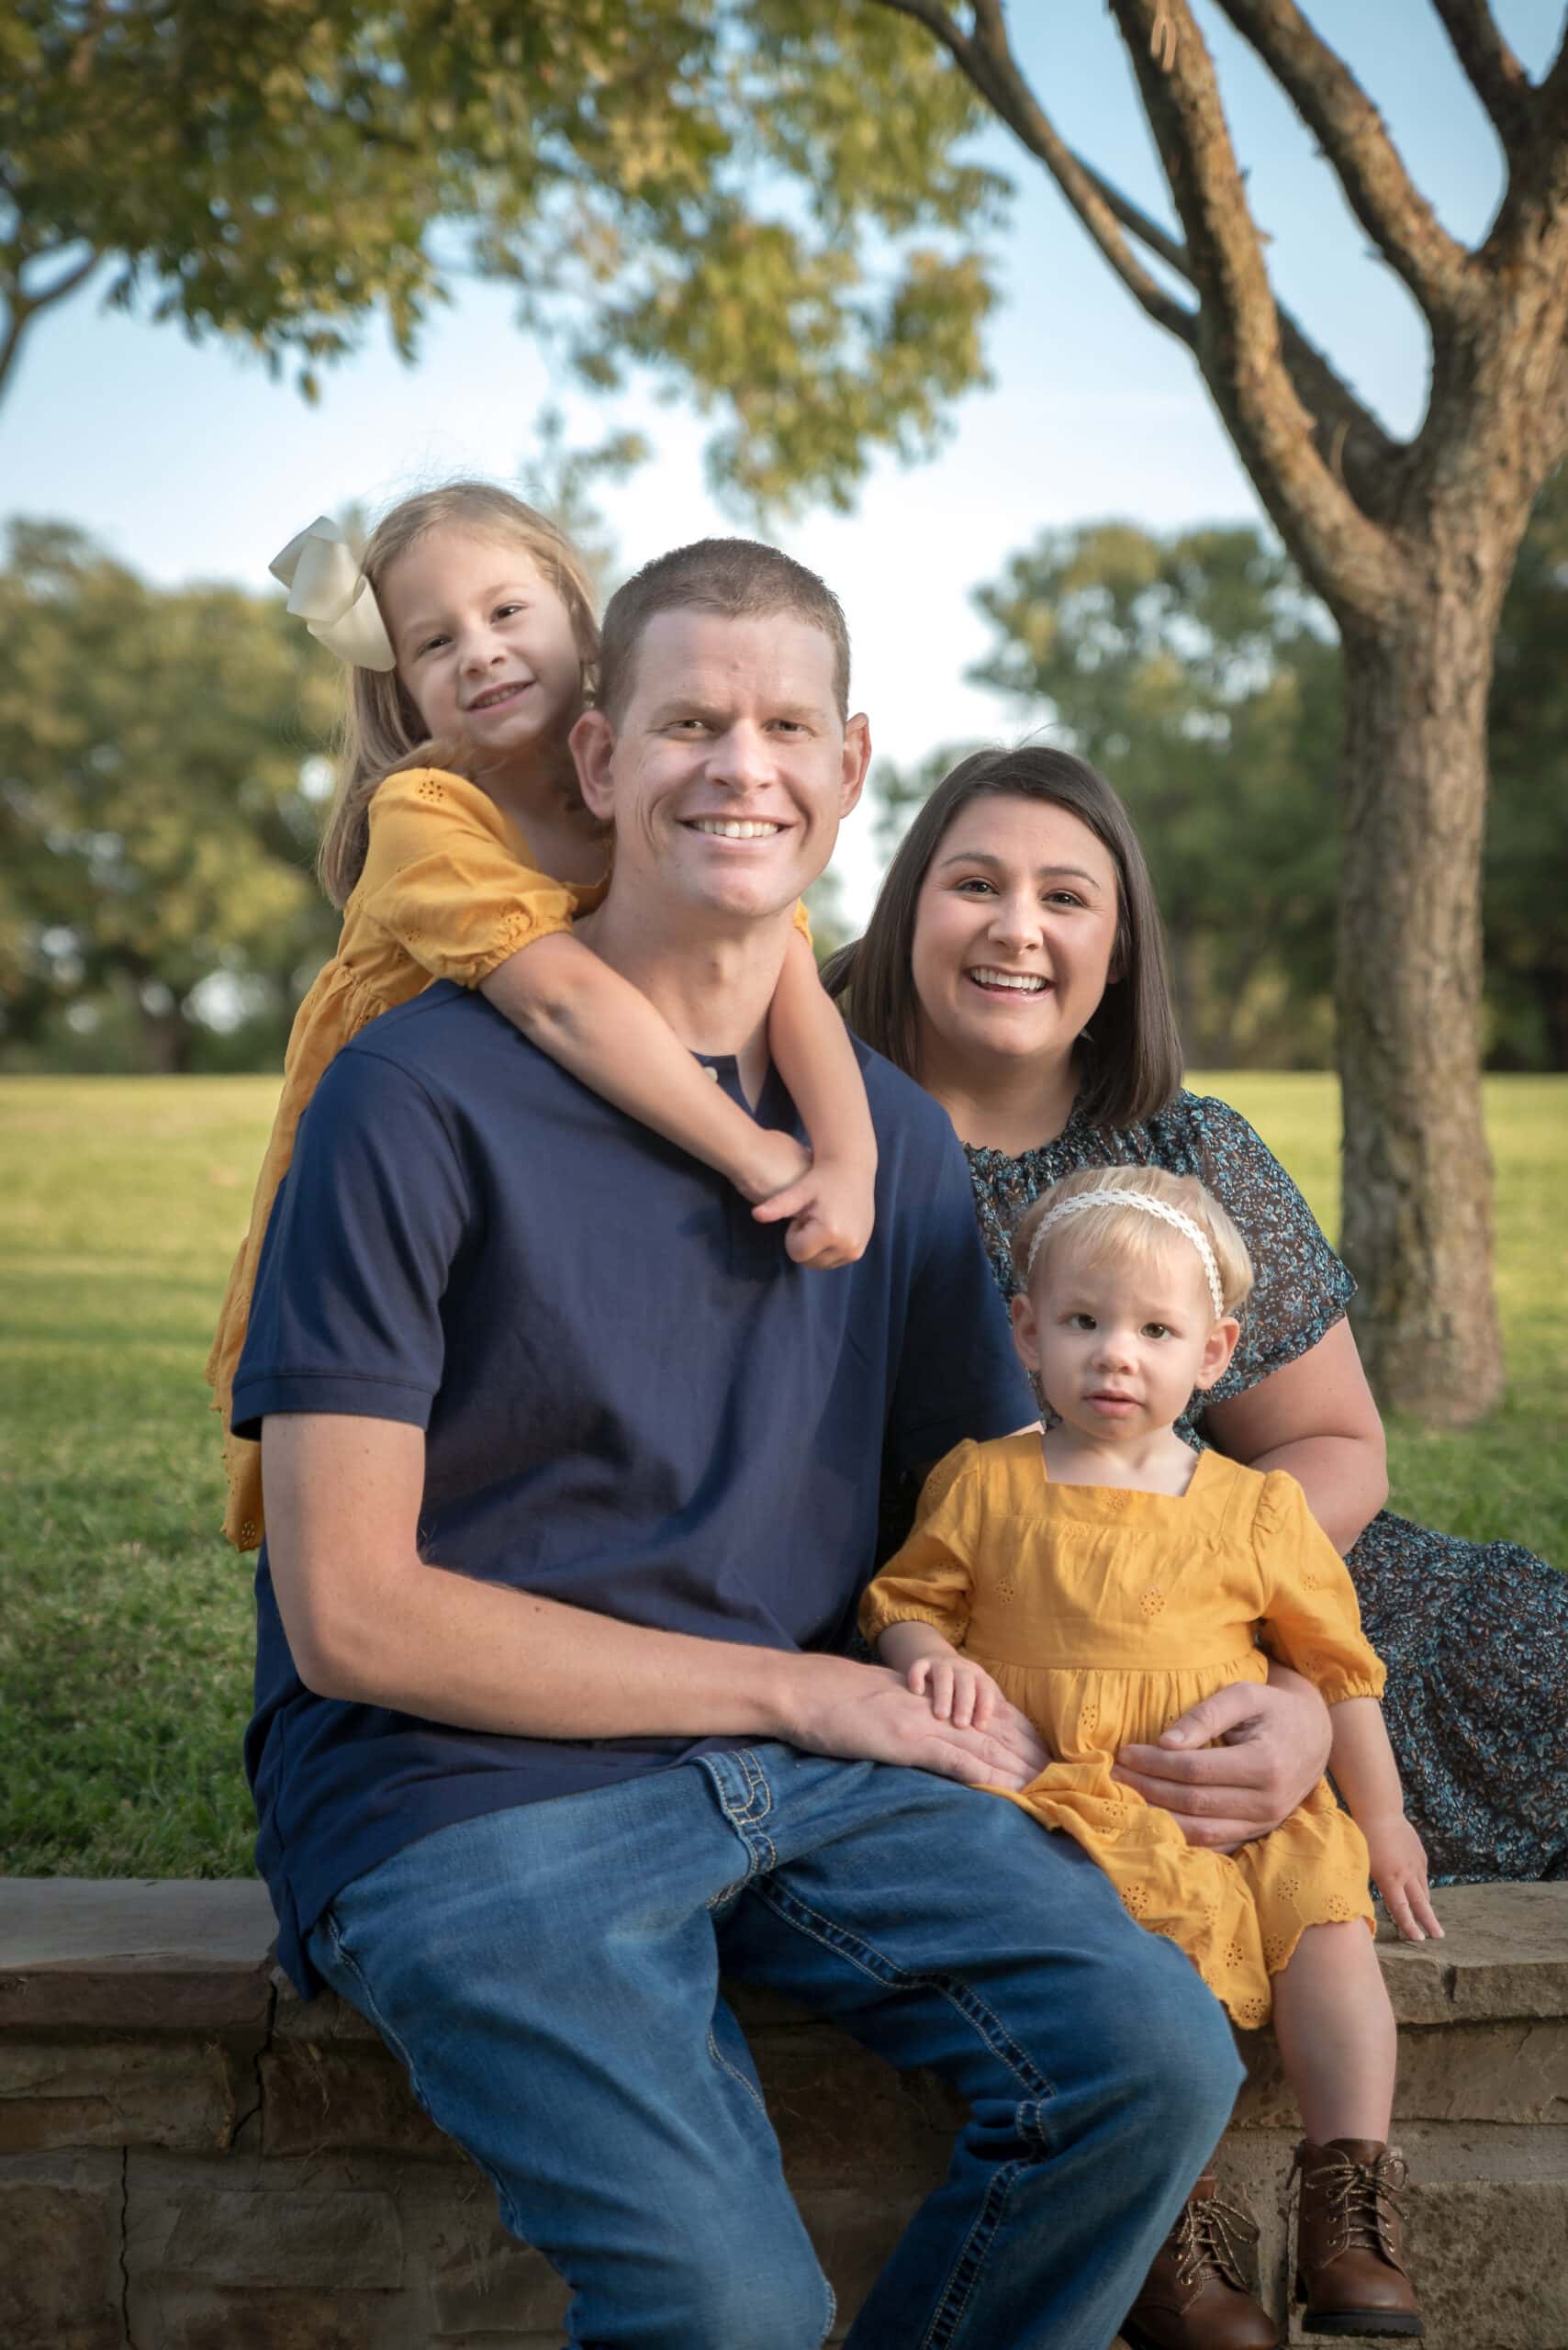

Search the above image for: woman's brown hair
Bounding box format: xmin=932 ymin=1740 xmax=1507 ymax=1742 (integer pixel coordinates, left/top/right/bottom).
xmin=315 ymin=483 xmax=601 ymax=909
xmin=822 ymin=745 xmax=1183 ymax=1133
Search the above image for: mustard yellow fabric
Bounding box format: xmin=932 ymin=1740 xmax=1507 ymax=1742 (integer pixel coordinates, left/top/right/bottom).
xmin=207 ymin=766 xmax=814 ymax=1551
xmin=207 ymin=768 xmax=603 ymax=1550
xmin=860 ymin=1430 xmax=1386 ymax=2027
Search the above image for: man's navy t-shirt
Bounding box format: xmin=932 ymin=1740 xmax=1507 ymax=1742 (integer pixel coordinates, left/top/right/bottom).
xmin=235 ymin=981 xmax=1033 ymax=1992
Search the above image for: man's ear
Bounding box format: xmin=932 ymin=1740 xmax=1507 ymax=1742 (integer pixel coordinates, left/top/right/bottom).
xmin=570 ymin=708 xmax=617 ymax=822
xmin=839 ymin=712 xmax=872 ymax=815
xmin=1010 ymin=1288 xmax=1042 ymax=1376
xmin=1198 ymin=1316 xmax=1241 ymax=1391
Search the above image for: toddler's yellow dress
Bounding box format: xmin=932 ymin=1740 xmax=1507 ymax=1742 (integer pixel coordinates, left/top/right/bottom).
xmin=860 ymin=1429 xmax=1385 ymax=2027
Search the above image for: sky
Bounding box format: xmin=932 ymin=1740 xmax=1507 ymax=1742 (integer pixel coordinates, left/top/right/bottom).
xmin=3 ymin=2 xmax=1560 ymax=921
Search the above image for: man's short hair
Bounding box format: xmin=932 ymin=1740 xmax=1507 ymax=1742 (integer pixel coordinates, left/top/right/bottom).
xmin=598 ymin=538 xmax=851 ymax=723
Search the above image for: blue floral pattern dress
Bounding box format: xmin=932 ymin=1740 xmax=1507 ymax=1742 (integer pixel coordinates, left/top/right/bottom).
xmin=963 ymin=1090 xmax=1567 ymax=1885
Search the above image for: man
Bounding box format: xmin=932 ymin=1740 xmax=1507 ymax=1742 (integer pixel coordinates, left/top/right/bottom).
xmin=238 ymin=538 xmax=1243 ymax=2348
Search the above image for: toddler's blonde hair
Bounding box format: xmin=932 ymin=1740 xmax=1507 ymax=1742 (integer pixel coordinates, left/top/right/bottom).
xmin=1009 ymin=1165 xmax=1255 ymax=1320
xmin=316 ymin=482 xmax=601 ymax=908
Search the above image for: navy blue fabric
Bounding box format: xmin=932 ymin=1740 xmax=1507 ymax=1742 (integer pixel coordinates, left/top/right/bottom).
xmin=235 ymin=981 xmax=1034 ymax=1992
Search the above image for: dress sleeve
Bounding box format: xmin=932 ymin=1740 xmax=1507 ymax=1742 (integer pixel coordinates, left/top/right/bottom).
xmin=1173 ymin=1093 xmax=1357 ymax=1406
xmin=1253 ymin=1471 xmax=1386 ymax=1706
xmin=858 ymin=1443 xmax=981 ymax=1650
xmin=791 ymin=899 xmax=812 ymax=946
xmin=357 ymin=767 xmax=581 ymax=987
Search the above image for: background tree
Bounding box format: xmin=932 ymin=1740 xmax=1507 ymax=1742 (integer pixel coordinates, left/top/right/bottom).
xmin=7 ymin=3 xmax=1564 ymax=1419
xmin=1486 ymin=464 xmax=1568 ymax=1069
xmin=0 ymin=521 xmax=339 ymax=1073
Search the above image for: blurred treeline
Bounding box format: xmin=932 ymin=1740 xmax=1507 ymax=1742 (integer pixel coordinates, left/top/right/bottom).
xmin=3 ymin=476 xmax=1564 ymax=1076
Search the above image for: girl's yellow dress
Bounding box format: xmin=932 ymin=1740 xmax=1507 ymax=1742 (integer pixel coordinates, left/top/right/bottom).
xmin=860 ymin=1429 xmax=1385 ymax=2028
xmin=207 ymin=767 xmax=602 ymax=1550
xmin=207 ymin=766 xmax=814 ymax=1551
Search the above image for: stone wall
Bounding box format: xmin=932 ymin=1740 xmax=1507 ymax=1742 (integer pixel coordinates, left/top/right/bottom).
xmin=2 ymin=1880 xmax=1565 ymax=2348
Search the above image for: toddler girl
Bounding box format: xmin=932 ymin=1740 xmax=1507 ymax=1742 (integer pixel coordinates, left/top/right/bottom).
xmin=862 ymin=1165 xmax=1435 ymax=2348
xmin=208 ymin=484 xmax=875 ymax=1550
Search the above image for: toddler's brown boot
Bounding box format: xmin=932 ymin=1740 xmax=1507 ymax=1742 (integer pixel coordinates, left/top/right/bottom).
xmin=1120 ymin=2171 xmax=1278 ymax=2349
xmin=1293 ymin=2138 xmax=1423 ymax=2337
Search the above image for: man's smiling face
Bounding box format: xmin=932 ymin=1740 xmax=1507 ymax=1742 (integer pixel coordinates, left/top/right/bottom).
xmin=572 ymin=609 xmax=869 ymax=924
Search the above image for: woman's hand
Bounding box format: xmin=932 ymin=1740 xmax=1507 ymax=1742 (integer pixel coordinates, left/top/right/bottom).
xmin=1361 ymin=1811 xmax=1443 ymax=1942
xmin=904 ymin=1651 xmax=1008 ymax=1731
xmin=1112 ymin=1671 xmax=1331 ymax=1848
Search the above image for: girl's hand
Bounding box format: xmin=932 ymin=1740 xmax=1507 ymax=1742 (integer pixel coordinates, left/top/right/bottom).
xmin=752 ymin=1156 xmax=875 ymax=1270
xmin=905 ymin=1652 xmax=1006 ymax=1731
xmin=1361 ymin=1811 xmax=1443 ymax=1942
xmin=737 ymin=1129 xmax=814 ymax=1209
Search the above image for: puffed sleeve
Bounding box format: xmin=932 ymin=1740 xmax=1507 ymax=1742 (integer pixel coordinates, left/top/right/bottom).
xmin=1170 ymin=1093 xmax=1357 ymax=1404
xmin=791 ymin=899 xmax=813 ymax=946
xmin=859 ymin=1442 xmax=982 ymax=1651
xmin=1253 ymin=1470 xmax=1387 ymax=1706
xmin=356 ymin=767 xmax=582 ymax=986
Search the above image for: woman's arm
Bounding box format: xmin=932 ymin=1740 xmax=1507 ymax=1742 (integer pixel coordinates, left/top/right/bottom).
xmin=482 ymin=934 xmax=810 ymax=1205
xmin=751 ymin=929 xmax=879 ymax=1267
xmin=1202 ymin=1319 xmax=1388 ymax=1554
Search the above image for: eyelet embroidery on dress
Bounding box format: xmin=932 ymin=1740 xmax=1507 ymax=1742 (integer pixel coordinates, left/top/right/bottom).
xmin=996 ymin=1574 xmax=1016 ymax=1601
xmin=1277 ymin=1873 xmax=1301 ymax=1902
xmin=1079 ymin=1698 xmax=1100 ymax=1734
xmin=1122 ymin=1884 xmax=1152 ymax=1919
xmin=415 ymin=776 xmax=446 ymax=803
xmin=238 ymin=1519 xmax=257 ymax=1546
xmin=1326 ymin=1892 xmax=1354 ymax=1921
xmin=1236 ymin=1994 xmax=1270 ymax=2027
xmin=1138 ymin=1585 xmax=1164 ymax=1617
xmin=1225 ymin=1940 xmax=1248 ymax=1972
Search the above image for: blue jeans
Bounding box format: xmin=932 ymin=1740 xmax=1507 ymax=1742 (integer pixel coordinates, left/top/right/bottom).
xmin=309 ymin=1745 xmax=1239 ymax=2349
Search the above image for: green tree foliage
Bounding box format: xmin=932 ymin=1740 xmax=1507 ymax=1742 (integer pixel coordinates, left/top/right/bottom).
xmin=0 ymin=521 xmax=340 ymax=1073
xmin=2 ymin=1 xmax=1003 ymax=509
xmin=872 ymin=499 xmax=1568 ymax=1070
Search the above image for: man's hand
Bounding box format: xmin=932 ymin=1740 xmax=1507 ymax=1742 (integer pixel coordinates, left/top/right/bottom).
xmin=783 ymin=1654 xmax=1048 ymax=1790
xmin=1112 ymin=1673 xmax=1331 ymax=1849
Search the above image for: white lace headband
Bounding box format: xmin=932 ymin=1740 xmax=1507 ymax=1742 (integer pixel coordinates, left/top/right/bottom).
xmin=1025 ymin=1190 xmax=1227 ymax=1319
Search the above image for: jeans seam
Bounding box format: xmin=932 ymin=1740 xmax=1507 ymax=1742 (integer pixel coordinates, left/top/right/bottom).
xmin=699 ymin=1746 xmax=779 ymax=1875
xmin=319 ymin=1908 xmax=531 ymax=2241
xmin=705 ymin=2024 xmax=770 ymax=2121
xmin=751 ymin=1877 xmax=1058 ymax=2105
xmin=916 ymin=2158 xmax=1026 ymax=2350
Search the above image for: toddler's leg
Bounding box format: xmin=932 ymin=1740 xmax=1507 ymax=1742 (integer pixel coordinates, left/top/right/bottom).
xmin=1271 ymin=1920 xmax=1394 ymax=2143
xmin=1276 ymin=1924 xmax=1422 ymax=2338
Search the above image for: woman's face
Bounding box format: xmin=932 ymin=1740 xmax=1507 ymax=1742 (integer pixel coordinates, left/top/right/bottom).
xmin=910 ymin=793 xmax=1121 ymax=1084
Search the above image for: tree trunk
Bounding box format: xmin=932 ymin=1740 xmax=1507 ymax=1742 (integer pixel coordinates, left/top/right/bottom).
xmin=1336 ymin=583 xmax=1505 ymax=1425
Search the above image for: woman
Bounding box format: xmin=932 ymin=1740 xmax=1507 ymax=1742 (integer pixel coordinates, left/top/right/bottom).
xmin=826 ymin=745 xmax=1564 ymax=1888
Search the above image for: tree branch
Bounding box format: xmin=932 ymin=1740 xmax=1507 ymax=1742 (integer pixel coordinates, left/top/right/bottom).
xmin=1103 ymin=0 xmax=1394 ymax=617
xmin=1212 ymin=0 xmax=1475 ymax=322
xmin=0 ymin=248 xmax=101 ymax=406
xmin=875 ymin=0 xmax=1198 ymax=349
xmin=1070 ymin=147 xmax=1405 ymax=514
xmin=1430 ymin=0 xmax=1534 ymax=148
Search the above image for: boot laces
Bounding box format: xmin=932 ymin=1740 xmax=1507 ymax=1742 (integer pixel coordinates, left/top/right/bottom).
xmin=1296 ymin=2146 xmax=1411 ymax=2275
xmin=1170 ymin=2188 xmax=1260 ymax=2292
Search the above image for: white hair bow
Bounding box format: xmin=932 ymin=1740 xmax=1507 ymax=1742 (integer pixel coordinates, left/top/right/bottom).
xmin=270 ymin=517 xmax=397 ymax=672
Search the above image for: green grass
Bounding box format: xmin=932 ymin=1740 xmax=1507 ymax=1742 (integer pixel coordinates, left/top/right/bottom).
xmin=1 ymin=1073 xmax=1562 ymax=1879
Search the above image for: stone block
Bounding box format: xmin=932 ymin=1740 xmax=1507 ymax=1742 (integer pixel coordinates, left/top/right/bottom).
xmin=271 ymin=1975 xmax=384 ymax=2045
xmin=261 ymin=2043 xmax=455 ymax=2161
xmin=755 ymin=2029 xmax=958 ymax=2190
xmin=0 ymin=2034 xmax=249 ymax=2154
xmin=405 ymin=2185 xmax=569 ymax=2335
xmin=0 ymin=2177 xmax=121 ymax=2350
xmin=1234 ymin=2018 xmax=1568 ymax=2130
xmin=128 ymin=2284 xmax=386 ymax=2350
xmin=1378 ymin=1886 xmax=1568 ymax=2025
xmin=792 ymin=2185 xmax=924 ymax=2338
xmin=129 ymin=2174 xmax=406 ymax=2292
xmin=0 ymin=1881 xmax=274 ymax=2036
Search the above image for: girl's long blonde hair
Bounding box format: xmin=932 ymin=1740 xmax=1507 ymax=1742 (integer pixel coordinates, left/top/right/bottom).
xmin=316 ymin=482 xmax=601 ymax=909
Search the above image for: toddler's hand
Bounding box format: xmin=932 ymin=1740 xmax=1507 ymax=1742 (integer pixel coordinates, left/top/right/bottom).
xmin=752 ymin=1155 xmax=875 ymax=1270
xmin=906 ymin=1653 xmax=1006 ymax=1732
xmin=1362 ymin=1812 xmax=1443 ymax=1942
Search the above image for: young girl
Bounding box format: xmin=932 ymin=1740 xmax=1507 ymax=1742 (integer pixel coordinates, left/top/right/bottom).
xmin=207 ymin=484 xmax=876 ymax=1550
xmin=862 ymin=1166 xmax=1436 ymax=2349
